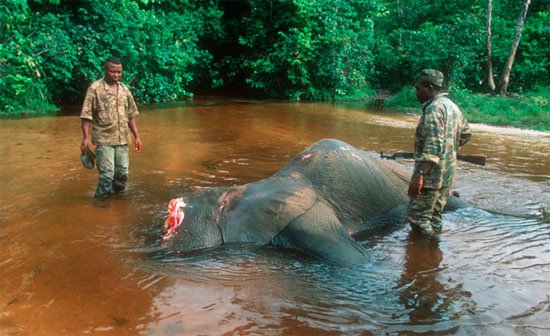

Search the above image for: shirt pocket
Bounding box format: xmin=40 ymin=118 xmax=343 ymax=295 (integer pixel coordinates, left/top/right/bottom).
xmin=96 ymin=98 xmax=112 ymax=125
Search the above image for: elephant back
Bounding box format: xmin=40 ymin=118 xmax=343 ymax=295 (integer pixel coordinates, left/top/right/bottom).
xmin=276 ymin=139 xmax=410 ymax=233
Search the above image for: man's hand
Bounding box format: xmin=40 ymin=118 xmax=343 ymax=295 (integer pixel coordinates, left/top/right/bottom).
xmin=134 ymin=137 xmax=143 ymax=152
xmin=128 ymin=118 xmax=142 ymax=152
xmin=81 ymin=119 xmax=92 ymax=153
xmin=408 ymin=173 xmax=423 ymax=198
xmin=81 ymin=138 xmax=91 ymax=153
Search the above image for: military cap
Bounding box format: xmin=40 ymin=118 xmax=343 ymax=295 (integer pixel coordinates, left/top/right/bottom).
xmin=80 ymin=144 xmax=96 ymax=169
xmin=416 ymin=69 xmax=445 ymax=88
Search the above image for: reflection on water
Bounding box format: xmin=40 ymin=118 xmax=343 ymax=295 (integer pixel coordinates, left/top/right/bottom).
xmin=1 ymin=98 xmax=549 ymax=335
xmin=397 ymin=231 xmax=447 ymax=326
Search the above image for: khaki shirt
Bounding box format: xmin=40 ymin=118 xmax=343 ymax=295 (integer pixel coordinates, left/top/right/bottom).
xmin=80 ymin=78 xmax=139 ymax=146
xmin=413 ymin=93 xmax=471 ymax=189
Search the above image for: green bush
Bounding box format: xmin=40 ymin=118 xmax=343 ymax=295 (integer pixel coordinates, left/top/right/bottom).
xmin=235 ymin=0 xmax=377 ymax=100
xmin=67 ymin=0 xmax=223 ymax=104
xmin=0 ymin=0 xmax=548 ymax=126
xmin=0 ymin=0 xmax=223 ymax=116
xmin=384 ymin=86 xmax=418 ymax=113
xmin=454 ymin=89 xmax=550 ymax=130
xmin=0 ymin=0 xmax=59 ymax=117
xmin=386 ymin=87 xmax=550 ymax=131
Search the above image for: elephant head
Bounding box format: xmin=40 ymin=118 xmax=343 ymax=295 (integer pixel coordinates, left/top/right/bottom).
xmin=161 ymin=187 xmax=229 ymax=251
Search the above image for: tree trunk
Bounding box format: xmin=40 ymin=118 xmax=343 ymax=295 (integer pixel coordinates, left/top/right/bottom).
xmin=486 ymin=0 xmax=496 ymax=91
xmin=495 ymin=0 xmax=531 ymax=94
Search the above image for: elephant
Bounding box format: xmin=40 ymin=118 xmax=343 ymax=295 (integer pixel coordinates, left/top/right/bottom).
xmin=161 ymin=139 xmax=468 ymax=265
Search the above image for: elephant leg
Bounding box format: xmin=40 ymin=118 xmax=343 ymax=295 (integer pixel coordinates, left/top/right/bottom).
xmin=272 ymin=201 xmax=368 ymax=266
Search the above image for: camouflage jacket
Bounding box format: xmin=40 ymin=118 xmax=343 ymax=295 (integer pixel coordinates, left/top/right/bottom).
xmin=413 ymin=93 xmax=471 ymax=189
xmin=80 ymin=78 xmax=139 ymax=146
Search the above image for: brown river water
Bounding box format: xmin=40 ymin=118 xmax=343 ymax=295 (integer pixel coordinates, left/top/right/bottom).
xmin=1 ymin=98 xmax=549 ymax=335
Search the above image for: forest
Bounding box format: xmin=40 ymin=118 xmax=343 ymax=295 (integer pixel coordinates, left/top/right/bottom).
xmin=1 ymin=0 xmax=548 ymax=129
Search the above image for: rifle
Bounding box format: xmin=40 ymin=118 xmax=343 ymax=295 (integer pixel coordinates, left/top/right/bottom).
xmin=380 ymin=151 xmax=486 ymax=166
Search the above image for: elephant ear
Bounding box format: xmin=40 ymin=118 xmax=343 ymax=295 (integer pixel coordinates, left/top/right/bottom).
xmin=223 ymin=176 xmax=316 ymax=244
xmin=273 ymin=200 xmax=368 ymax=265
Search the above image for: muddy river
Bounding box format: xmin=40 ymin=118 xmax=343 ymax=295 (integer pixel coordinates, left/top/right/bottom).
xmin=1 ymin=98 xmax=549 ymax=335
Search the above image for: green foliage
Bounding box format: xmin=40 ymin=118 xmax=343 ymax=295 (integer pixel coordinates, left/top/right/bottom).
xmin=1 ymin=0 xmax=223 ymax=116
xmin=372 ymin=0 xmax=486 ymax=91
xmin=512 ymin=11 xmax=550 ymax=92
xmin=453 ymin=88 xmax=550 ymax=131
xmin=67 ymin=0 xmax=223 ymax=103
xmin=0 ymin=0 xmax=59 ymax=116
xmin=371 ymin=0 xmax=549 ymax=94
xmin=385 ymin=87 xmax=550 ymax=131
xmin=384 ymin=86 xmax=418 ymax=113
xmin=0 ymin=0 xmax=548 ymax=127
xmin=235 ymin=0 xmax=377 ymax=100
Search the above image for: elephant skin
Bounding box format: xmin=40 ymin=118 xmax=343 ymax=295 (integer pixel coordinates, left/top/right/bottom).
xmin=161 ymin=139 xmax=468 ymax=265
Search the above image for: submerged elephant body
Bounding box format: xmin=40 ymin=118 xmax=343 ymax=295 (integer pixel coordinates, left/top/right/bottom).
xmin=162 ymin=139 xmax=466 ymax=265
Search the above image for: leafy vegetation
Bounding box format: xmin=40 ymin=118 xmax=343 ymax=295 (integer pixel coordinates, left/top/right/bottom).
xmin=1 ymin=0 xmax=222 ymax=116
xmin=386 ymin=86 xmax=550 ymax=130
xmin=1 ymin=0 xmax=548 ymax=130
xmin=0 ymin=1 xmax=59 ymax=116
xmin=454 ymin=88 xmax=550 ymax=130
xmin=232 ymin=0 xmax=378 ymax=100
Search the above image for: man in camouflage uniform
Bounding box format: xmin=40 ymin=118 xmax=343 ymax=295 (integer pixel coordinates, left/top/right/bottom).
xmin=80 ymin=57 xmax=143 ymax=198
xmin=408 ymin=69 xmax=471 ymax=236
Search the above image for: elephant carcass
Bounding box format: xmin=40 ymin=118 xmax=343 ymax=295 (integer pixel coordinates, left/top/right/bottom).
xmin=161 ymin=139 xmax=467 ymax=265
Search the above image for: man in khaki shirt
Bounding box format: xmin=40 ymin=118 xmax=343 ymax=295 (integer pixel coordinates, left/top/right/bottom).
xmin=80 ymin=57 xmax=142 ymax=198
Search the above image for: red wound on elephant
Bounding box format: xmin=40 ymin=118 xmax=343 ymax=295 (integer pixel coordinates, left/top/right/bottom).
xmin=164 ymin=198 xmax=186 ymax=241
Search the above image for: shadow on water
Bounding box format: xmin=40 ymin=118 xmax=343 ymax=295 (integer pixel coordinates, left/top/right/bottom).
xmin=1 ymin=97 xmax=549 ymax=335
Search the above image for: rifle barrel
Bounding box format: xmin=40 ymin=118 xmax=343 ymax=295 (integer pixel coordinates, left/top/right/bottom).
xmin=381 ymin=151 xmax=486 ymax=166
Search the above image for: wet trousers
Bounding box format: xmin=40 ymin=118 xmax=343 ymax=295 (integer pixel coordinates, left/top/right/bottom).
xmin=407 ymin=187 xmax=450 ymax=236
xmin=95 ymin=145 xmax=129 ymax=198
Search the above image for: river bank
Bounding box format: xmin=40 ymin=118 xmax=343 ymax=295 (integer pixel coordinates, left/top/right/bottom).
xmin=3 ymin=87 xmax=549 ymax=132
xmin=383 ymin=87 xmax=550 ymax=131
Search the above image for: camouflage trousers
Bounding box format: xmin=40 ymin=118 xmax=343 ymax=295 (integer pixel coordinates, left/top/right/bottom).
xmin=94 ymin=145 xmax=129 ymax=198
xmin=407 ymin=187 xmax=450 ymax=236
